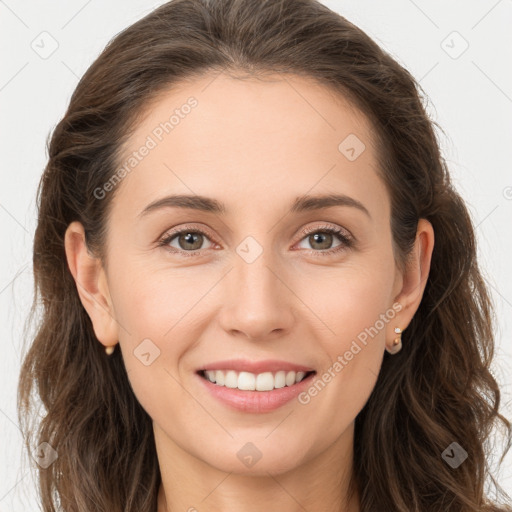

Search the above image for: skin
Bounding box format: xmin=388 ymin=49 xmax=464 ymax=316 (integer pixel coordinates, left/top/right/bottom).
xmin=65 ymin=72 xmax=434 ymax=512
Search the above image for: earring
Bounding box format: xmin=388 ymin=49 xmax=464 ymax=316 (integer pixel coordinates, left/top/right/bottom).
xmin=105 ymin=344 xmax=117 ymax=355
xmin=386 ymin=327 xmax=402 ymax=355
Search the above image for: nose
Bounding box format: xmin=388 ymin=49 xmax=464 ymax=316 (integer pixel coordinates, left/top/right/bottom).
xmin=218 ymin=250 xmax=296 ymax=342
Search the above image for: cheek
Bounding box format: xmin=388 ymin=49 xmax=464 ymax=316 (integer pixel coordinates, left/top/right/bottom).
xmin=109 ymin=262 xmax=224 ymax=413
xmin=112 ymin=272 xmax=197 ymax=424
xmin=106 ymin=264 xmax=186 ymax=390
xmin=295 ymin=262 xmax=394 ymax=428
xmin=297 ymin=256 xmax=395 ymax=347
xmin=111 ymin=260 xmax=206 ymax=342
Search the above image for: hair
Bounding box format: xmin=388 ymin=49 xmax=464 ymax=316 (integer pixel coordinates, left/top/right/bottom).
xmin=17 ymin=0 xmax=512 ymax=510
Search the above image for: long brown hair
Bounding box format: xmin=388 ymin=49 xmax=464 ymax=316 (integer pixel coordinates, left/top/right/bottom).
xmin=17 ymin=0 xmax=512 ymax=510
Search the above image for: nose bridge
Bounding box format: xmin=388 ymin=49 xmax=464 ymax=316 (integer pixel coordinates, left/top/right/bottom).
xmin=233 ymin=238 xmax=284 ymax=306
xmin=219 ymin=234 xmax=294 ymax=339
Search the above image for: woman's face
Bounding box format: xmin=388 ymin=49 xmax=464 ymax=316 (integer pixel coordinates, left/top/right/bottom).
xmin=75 ymin=72 xmax=427 ymax=476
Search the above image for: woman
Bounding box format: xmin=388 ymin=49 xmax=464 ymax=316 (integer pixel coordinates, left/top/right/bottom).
xmin=17 ymin=0 xmax=512 ymax=510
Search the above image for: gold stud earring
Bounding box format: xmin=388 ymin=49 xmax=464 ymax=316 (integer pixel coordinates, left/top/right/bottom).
xmin=386 ymin=327 xmax=402 ymax=355
xmin=105 ymin=344 xmax=116 ymax=355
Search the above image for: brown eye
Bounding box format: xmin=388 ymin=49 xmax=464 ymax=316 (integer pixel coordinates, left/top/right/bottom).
xmin=307 ymin=232 xmax=335 ymax=250
xmin=158 ymin=224 xmax=353 ymax=259
xmin=159 ymin=227 xmax=215 ymax=256
xmin=175 ymin=231 xmax=205 ymax=251
xmin=296 ymin=225 xmax=353 ymax=256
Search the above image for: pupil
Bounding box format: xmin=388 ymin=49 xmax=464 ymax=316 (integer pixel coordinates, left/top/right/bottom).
xmin=182 ymin=232 xmax=201 ymax=249
xmin=312 ymin=232 xmax=331 ymax=249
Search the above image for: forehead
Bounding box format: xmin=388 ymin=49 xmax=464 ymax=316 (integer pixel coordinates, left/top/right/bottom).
xmin=122 ymin=71 xmax=374 ymax=154
xmin=112 ymin=71 xmax=388 ymax=222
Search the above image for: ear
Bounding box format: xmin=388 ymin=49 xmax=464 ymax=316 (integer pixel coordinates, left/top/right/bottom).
xmin=387 ymin=218 xmax=435 ymax=350
xmin=64 ymin=221 xmax=119 ymax=349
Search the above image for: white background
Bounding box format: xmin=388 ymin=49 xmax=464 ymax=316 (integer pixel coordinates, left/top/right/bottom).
xmin=1 ymin=0 xmax=511 ymax=510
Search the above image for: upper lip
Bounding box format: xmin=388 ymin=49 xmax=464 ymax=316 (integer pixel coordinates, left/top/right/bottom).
xmin=198 ymin=359 xmax=316 ymax=375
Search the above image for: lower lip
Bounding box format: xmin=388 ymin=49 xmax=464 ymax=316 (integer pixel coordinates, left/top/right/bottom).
xmin=196 ymin=371 xmax=316 ymax=413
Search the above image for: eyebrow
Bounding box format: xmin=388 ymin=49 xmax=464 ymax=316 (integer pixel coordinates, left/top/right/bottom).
xmin=138 ymin=193 xmax=371 ymax=219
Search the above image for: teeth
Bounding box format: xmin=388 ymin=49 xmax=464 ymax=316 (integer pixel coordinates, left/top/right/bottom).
xmin=225 ymin=370 xmax=238 ymax=389
xmin=203 ymin=369 xmax=309 ymax=391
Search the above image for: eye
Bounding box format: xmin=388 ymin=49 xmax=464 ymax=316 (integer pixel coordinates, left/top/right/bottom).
xmin=158 ymin=225 xmax=216 ymax=257
xmin=294 ymin=224 xmax=353 ymax=257
xmin=158 ymin=223 xmax=354 ymax=258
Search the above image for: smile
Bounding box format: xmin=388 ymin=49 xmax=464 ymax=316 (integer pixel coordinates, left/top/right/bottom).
xmin=199 ymin=369 xmax=315 ymax=391
xmin=196 ymin=369 xmax=317 ymax=413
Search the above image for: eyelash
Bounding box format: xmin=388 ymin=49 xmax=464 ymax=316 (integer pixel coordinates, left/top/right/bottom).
xmin=157 ymin=223 xmax=354 ymax=258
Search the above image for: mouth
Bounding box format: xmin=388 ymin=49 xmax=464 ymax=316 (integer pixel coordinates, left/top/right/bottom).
xmin=196 ymin=368 xmax=317 ymax=392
